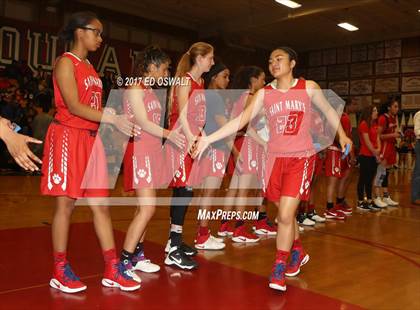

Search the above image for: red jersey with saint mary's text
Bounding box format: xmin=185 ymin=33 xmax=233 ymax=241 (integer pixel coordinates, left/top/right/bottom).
xmin=123 ymin=84 xmax=169 ymax=191
xmin=263 ymin=79 xmax=313 ymax=156
xmin=168 ymin=72 xmax=206 ymax=136
xmin=40 ymin=52 xmax=108 ymax=198
xmin=167 ymin=73 xmax=205 ymax=187
xmin=124 ymin=84 xmax=163 ymax=152
xmin=53 ymin=52 xmax=103 ymax=130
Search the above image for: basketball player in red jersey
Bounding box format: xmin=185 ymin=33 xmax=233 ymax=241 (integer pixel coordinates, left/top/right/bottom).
xmin=190 ymin=60 xmax=231 ymax=248
xmin=164 ymin=42 xmax=215 ymax=269
xmin=374 ymin=98 xmax=400 ymax=207
xmin=40 ymin=12 xmax=140 ymax=293
xmin=324 ymin=99 xmax=356 ymax=219
xmin=218 ymin=66 xmax=274 ymax=241
xmin=121 ymin=46 xmax=185 ymax=276
xmin=192 ymin=47 xmax=352 ymax=291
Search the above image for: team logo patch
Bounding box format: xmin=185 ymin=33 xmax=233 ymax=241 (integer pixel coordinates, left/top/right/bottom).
xmin=138 ymin=169 xmax=147 ymax=178
xmin=52 ymin=173 xmax=62 ymax=185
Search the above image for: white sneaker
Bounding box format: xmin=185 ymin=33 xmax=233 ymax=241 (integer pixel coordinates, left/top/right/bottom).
xmin=195 ymin=235 xmax=226 ymax=250
xmin=383 ymin=197 xmax=399 ymax=206
xmin=126 ymin=269 xmax=142 ymax=283
xmin=301 ymin=218 xmax=316 ymax=226
xmin=165 ymin=239 xmax=171 ymax=253
xmin=374 ymin=197 xmax=388 ymax=208
xmin=133 ymin=259 xmax=160 ymax=273
xmin=210 ymin=235 xmax=224 ymax=243
xmin=309 ymin=214 xmax=326 ymax=223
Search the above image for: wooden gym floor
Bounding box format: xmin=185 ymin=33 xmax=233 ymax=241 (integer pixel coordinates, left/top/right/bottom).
xmin=0 ymin=168 xmax=418 ymax=309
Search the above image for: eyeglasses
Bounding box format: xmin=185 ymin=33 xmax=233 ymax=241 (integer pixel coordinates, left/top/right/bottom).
xmin=81 ymin=26 xmax=103 ymax=37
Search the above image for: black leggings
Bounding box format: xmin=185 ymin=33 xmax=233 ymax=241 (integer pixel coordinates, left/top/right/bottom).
xmin=357 ymin=155 xmax=378 ymax=200
xmin=170 ymin=187 xmax=193 ymax=226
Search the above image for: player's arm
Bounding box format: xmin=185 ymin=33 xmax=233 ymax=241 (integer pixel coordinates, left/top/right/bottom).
xmin=0 ymin=116 xmax=42 ymax=171
xmin=192 ymin=89 xmax=264 ymax=159
xmin=55 ymin=57 xmax=133 ymax=136
xmin=176 ymin=82 xmax=195 ymax=144
xmin=306 ymin=80 xmax=352 ymax=152
xmin=128 ymin=87 xmax=185 ymax=149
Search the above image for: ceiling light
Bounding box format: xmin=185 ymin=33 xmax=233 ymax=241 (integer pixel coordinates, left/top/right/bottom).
xmin=338 ymin=22 xmax=359 ymax=31
xmin=275 ymin=0 xmax=302 ymax=9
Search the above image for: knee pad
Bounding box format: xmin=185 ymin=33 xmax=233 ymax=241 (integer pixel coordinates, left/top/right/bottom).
xmin=374 ymin=165 xmax=386 ymax=187
xmin=382 ymin=169 xmax=390 ymax=188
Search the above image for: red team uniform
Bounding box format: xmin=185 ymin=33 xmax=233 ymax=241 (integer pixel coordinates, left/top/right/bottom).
xmin=378 ymin=113 xmax=397 ymax=165
xmin=167 ymin=73 xmax=206 ymax=187
xmin=40 ymin=52 xmax=108 ymax=198
xmin=325 ymin=112 xmax=352 ymax=178
xmin=123 ymin=84 xmax=168 ymax=191
xmin=263 ymin=79 xmax=315 ymax=202
xmin=227 ymin=91 xmax=265 ymax=177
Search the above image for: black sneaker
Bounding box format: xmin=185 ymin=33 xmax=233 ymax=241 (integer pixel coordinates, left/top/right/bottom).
xmin=164 ymin=247 xmax=198 ymax=270
xmin=357 ymin=201 xmax=370 ymax=211
xmin=296 ymin=212 xmax=305 ymax=224
xmin=368 ymin=202 xmax=381 ymax=212
xmin=180 ymin=242 xmax=198 ymax=257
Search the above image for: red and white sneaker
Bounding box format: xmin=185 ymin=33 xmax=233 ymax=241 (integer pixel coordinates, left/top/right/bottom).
xmin=324 ymin=206 xmax=346 ymax=220
xmin=102 ymin=259 xmax=141 ymax=291
xmin=195 ymin=233 xmax=225 ymax=250
xmin=232 ymin=225 xmax=260 ymax=243
xmin=269 ymin=261 xmax=287 ymax=291
xmin=285 ymin=249 xmax=309 ymax=277
xmin=218 ymin=221 xmax=235 ymax=237
xmin=49 ymin=262 xmax=87 ymax=293
xmin=253 ymin=218 xmax=277 ymax=236
xmin=337 ymin=201 xmax=353 ymax=215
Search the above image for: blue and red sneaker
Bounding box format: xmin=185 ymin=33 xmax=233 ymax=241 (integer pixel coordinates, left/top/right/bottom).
xmin=269 ymin=261 xmax=287 ymax=291
xmin=102 ymin=259 xmax=141 ymax=291
xmin=49 ymin=262 xmax=87 ymax=293
xmin=285 ymin=248 xmax=310 ymax=277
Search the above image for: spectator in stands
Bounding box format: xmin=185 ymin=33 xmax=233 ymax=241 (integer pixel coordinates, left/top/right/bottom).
xmin=31 ymin=98 xmax=53 ymax=158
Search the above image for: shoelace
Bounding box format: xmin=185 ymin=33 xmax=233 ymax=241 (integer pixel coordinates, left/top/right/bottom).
xmin=272 ymin=263 xmax=286 ymax=280
xmin=175 ymin=248 xmax=192 ymax=262
xmin=289 ymin=250 xmax=300 ymax=267
xmin=117 ymin=262 xmax=134 ymax=280
xmin=181 ymin=242 xmax=195 ymax=252
xmin=132 ymin=252 xmax=146 ymax=264
xmin=63 ymin=264 xmax=80 ymax=282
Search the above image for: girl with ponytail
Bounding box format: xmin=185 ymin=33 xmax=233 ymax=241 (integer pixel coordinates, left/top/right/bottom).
xmin=164 ymin=42 xmax=220 ymax=270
